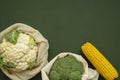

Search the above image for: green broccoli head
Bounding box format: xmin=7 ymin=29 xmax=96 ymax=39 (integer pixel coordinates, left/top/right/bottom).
xmin=49 ymin=55 xmax=84 ymax=80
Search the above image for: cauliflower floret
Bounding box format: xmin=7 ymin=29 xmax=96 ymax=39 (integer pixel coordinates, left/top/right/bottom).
xmin=14 ymin=43 xmax=29 ymax=54
xmin=17 ymin=33 xmax=30 ymax=45
xmin=23 ymin=49 xmax=37 ymax=63
xmin=0 ymin=32 xmax=38 ymax=72
xmin=16 ymin=62 xmax=29 ymax=71
xmin=0 ymin=39 xmax=13 ymax=53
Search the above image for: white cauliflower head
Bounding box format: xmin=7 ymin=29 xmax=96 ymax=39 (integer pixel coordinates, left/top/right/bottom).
xmin=0 ymin=30 xmax=38 ymax=72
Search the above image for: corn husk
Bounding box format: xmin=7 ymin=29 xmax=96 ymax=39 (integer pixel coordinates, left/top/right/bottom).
xmin=41 ymin=52 xmax=99 ymax=80
xmin=0 ymin=23 xmax=49 ymax=80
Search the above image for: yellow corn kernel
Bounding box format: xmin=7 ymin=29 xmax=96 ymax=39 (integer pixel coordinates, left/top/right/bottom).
xmin=81 ymin=42 xmax=119 ymax=80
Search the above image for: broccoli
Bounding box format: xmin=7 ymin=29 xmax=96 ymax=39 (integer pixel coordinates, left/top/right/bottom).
xmin=49 ymin=55 xmax=84 ymax=80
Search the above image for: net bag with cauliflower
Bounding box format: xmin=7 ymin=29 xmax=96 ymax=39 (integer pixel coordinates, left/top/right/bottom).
xmin=41 ymin=52 xmax=99 ymax=80
xmin=0 ymin=23 xmax=49 ymax=80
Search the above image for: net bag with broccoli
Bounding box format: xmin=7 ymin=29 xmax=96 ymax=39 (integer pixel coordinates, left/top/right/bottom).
xmin=41 ymin=52 xmax=99 ymax=80
xmin=0 ymin=23 xmax=49 ymax=80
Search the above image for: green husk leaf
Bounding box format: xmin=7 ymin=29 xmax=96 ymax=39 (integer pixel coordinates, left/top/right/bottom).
xmin=28 ymin=36 xmax=36 ymax=46
xmin=28 ymin=61 xmax=36 ymax=69
xmin=5 ymin=30 xmax=20 ymax=44
xmin=0 ymin=56 xmax=4 ymax=66
xmin=4 ymin=62 xmax=15 ymax=68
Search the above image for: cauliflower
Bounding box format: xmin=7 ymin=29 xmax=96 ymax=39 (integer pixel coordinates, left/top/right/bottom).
xmin=49 ymin=55 xmax=84 ymax=80
xmin=0 ymin=30 xmax=38 ymax=72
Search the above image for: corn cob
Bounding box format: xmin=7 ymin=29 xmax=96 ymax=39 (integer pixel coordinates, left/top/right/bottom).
xmin=81 ymin=42 xmax=119 ymax=80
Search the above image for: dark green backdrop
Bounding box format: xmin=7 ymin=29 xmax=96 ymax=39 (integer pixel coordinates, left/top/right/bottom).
xmin=0 ymin=0 xmax=120 ymax=80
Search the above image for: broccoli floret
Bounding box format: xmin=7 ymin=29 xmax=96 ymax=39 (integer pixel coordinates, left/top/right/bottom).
xmin=49 ymin=70 xmax=60 ymax=80
xmin=71 ymin=61 xmax=84 ymax=74
xmin=49 ymin=55 xmax=84 ymax=80
xmin=69 ymin=71 xmax=82 ymax=80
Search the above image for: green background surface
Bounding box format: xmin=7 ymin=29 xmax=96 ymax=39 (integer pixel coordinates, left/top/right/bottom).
xmin=0 ymin=0 xmax=120 ymax=80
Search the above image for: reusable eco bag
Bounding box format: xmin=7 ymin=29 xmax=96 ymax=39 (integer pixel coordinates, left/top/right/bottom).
xmin=41 ymin=52 xmax=99 ymax=80
xmin=0 ymin=23 xmax=49 ymax=80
